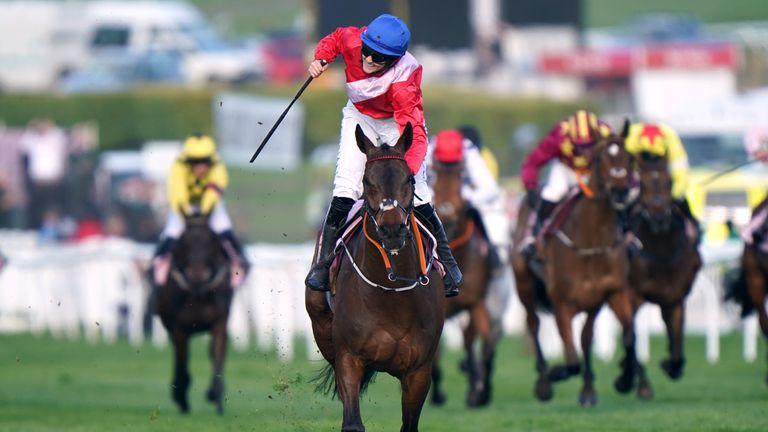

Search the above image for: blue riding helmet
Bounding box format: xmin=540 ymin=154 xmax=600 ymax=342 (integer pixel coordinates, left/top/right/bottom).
xmin=361 ymin=14 xmax=410 ymax=58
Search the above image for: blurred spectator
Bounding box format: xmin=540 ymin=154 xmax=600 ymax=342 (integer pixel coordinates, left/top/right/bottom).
xmin=37 ymin=208 xmax=74 ymax=244
xmin=21 ymin=118 xmax=69 ymax=229
xmin=744 ymin=124 xmax=768 ymax=163
xmin=0 ymin=121 xmax=27 ymax=228
xmin=117 ymin=175 xmax=160 ymax=242
xmin=66 ymin=122 xmax=99 ymax=220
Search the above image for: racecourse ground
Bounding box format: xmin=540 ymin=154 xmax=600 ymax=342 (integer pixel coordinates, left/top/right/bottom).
xmin=1 ymin=332 xmax=765 ymax=431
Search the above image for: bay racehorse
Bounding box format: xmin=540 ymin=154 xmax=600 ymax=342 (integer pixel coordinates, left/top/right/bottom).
xmin=155 ymin=215 xmax=234 ymax=414
xmin=429 ymin=156 xmax=495 ymax=407
xmin=305 ymin=123 xmax=445 ymax=432
xmin=726 ymin=198 xmax=768 ymax=385
xmin=512 ymin=127 xmax=638 ymax=406
xmin=628 ymin=153 xmax=702 ymax=398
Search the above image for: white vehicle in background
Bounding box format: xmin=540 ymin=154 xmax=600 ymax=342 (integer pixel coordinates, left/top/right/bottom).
xmin=85 ymin=1 xmax=263 ymax=85
xmin=0 ymin=0 xmax=262 ymax=92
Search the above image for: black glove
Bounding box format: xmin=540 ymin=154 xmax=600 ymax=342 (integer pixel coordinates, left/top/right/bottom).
xmin=525 ymin=190 xmax=539 ymax=209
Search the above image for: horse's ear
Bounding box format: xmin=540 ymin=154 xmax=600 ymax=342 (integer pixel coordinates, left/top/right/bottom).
xmin=355 ymin=124 xmax=374 ymax=155
xmin=394 ymin=122 xmax=413 ymax=155
xmin=620 ymin=118 xmax=631 ymax=139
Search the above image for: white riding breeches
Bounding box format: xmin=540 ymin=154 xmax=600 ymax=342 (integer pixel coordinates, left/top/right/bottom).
xmin=332 ymin=101 xmax=432 ymax=205
xmin=540 ymin=161 xmax=579 ymax=203
xmin=161 ymin=201 xmax=233 ymax=239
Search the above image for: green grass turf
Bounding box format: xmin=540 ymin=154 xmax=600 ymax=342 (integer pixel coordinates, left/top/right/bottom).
xmin=0 ymin=332 xmax=765 ymax=431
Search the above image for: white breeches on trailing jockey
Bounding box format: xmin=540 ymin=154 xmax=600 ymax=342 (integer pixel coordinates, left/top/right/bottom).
xmin=540 ymin=161 xmax=579 ymax=203
xmin=332 ymin=101 xmax=432 ymax=205
xmin=472 ymin=190 xmax=511 ymax=248
xmin=161 ymin=201 xmax=233 ymax=238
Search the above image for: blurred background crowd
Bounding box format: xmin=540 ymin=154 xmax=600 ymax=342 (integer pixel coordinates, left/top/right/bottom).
xmin=0 ymin=0 xmax=767 ymax=246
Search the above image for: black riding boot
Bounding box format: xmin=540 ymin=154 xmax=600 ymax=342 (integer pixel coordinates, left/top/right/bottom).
xmin=153 ymin=236 xmax=176 ymax=257
xmin=618 ymin=208 xmax=642 ymax=257
xmin=220 ymin=230 xmax=251 ymax=272
xmin=415 ymin=204 xmax=463 ymax=298
xmin=674 ymin=198 xmax=701 ymax=244
xmin=305 ymin=196 xmax=355 ymax=291
xmin=522 ymin=199 xmax=555 ymax=259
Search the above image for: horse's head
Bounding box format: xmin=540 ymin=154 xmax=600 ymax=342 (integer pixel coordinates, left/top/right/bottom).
xmin=637 ymin=152 xmax=674 ymax=233
xmin=591 ymin=121 xmax=633 ymax=209
xmin=432 ymin=158 xmax=465 ymax=239
xmin=173 ymin=214 xmax=228 ymax=287
xmin=356 ymin=122 xmax=415 ymax=254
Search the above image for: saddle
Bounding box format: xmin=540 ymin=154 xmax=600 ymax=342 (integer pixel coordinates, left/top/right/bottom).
xmin=325 ymin=200 xmax=444 ymax=294
xmin=539 ymin=188 xmax=582 ymax=240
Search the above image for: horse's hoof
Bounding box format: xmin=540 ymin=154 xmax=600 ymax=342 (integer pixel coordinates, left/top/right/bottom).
xmin=636 ymin=382 xmax=654 ymax=401
xmin=466 ymin=389 xmax=490 ymax=408
xmin=177 ymin=401 xmax=190 ymax=414
xmin=660 ymin=358 xmax=684 ymax=380
xmin=614 ymin=375 xmax=634 ymax=394
xmin=548 ymin=364 xmax=578 ymax=382
xmin=534 ymin=377 xmax=553 ymax=402
xmin=578 ymin=390 xmax=598 ymax=407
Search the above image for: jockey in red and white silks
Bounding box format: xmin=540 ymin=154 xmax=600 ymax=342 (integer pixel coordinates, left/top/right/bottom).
xmin=305 ymin=14 xmax=462 ymax=297
xmin=313 ymin=26 xmax=431 ymax=205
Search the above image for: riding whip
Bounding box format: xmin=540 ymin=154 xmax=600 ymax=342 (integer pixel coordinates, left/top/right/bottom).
xmin=698 ymin=158 xmax=758 ymax=187
xmin=249 ymin=59 xmax=327 ymax=163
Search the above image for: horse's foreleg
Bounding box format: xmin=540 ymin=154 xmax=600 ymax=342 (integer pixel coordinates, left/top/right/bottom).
xmin=430 ymin=344 xmax=446 ymax=406
xmin=744 ymin=258 xmax=768 ymax=384
xmin=517 ymin=276 xmax=551 ymax=401
xmin=660 ymin=303 xmax=686 ymax=380
xmin=170 ymin=329 xmax=191 ymax=413
xmin=400 ymin=363 xmax=433 ymax=432
xmin=608 ymin=290 xmax=637 ymax=394
xmin=548 ymin=305 xmax=580 ymax=382
xmin=336 ymin=353 xmax=365 ymax=432
xmin=467 ymin=303 xmax=493 ymax=407
xmin=207 ymin=321 xmax=228 ymax=414
xmin=578 ymin=310 xmax=598 ymax=407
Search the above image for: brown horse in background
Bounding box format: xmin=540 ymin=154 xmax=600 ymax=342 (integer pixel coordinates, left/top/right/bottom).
xmin=628 ymin=154 xmax=701 ymax=398
xmin=726 ymin=198 xmax=768 ymax=385
xmin=430 ymin=158 xmax=494 ymax=407
xmin=305 ymin=123 xmax=444 ymax=432
xmin=512 ymin=129 xmax=638 ymax=406
xmin=155 ymin=215 xmax=233 ymax=414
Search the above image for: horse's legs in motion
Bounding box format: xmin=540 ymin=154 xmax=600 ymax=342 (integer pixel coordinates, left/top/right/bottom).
xmin=660 ymin=304 xmax=686 ymax=380
xmin=336 ymin=353 xmax=366 ymax=432
xmin=430 ymin=344 xmax=446 ymax=406
xmin=170 ymin=328 xmax=191 ymax=413
xmin=400 ymin=363 xmax=433 ymax=432
xmin=517 ymin=274 xmax=551 ymax=401
xmin=608 ymin=291 xmax=637 ymax=394
xmin=745 ymin=262 xmax=768 ymax=384
xmin=578 ymin=310 xmax=598 ymax=406
xmin=467 ymin=303 xmax=493 ymax=407
xmin=547 ymin=304 xmax=581 ymax=383
xmin=207 ymin=320 xmax=228 ymax=414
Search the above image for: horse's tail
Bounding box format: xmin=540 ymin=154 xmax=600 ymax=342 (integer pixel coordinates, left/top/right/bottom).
xmin=723 ymin=265 xmax=755 ymax=317
xmin=312 ymin=364 xmax=378 ymax=398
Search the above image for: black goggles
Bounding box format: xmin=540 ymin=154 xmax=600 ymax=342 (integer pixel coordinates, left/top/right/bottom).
xmin=361 ymin=43 xmax=396 ymax=65
xmin=185 ymin=157 xmax=212 ymax=165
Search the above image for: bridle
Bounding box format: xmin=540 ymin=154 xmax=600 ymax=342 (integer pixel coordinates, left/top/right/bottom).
xmin=339 ymin=153 xmax=433 ymax=289
xmin=362 ymin=154 xmax=416 ymax=249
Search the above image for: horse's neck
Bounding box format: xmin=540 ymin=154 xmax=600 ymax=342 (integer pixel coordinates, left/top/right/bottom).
xmin=636 ymin=209 xmax=685 ymax=248
xmin=566 ymin=196 xmax=618 ymax=245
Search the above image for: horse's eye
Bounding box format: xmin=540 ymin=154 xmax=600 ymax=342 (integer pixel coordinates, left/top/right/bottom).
xmin=363 ymin=177 xmax=372 ymax=187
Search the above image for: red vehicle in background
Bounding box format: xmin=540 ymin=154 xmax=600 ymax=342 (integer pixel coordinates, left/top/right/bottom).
xmin=261 ymin=31 xmax=306 ymax=83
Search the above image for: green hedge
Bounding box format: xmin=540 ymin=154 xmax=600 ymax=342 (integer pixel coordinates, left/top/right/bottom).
xmin=0 ymin=85 xmax=596 ymax=175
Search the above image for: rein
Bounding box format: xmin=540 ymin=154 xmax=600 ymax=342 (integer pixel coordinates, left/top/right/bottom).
xmin=339 ymin=212 xmax=434 ymax=291
xmin=449 ymin=218 xmax=475 ymax=250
